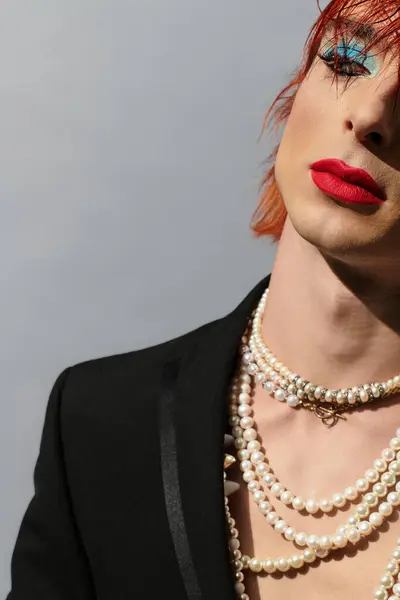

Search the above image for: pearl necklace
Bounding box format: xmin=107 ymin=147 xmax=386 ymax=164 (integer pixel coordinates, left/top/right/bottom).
xmin=223 ymin=290 xmax=400 ymax=600
xmin=245 ymin=287 xmax=400 ymax=426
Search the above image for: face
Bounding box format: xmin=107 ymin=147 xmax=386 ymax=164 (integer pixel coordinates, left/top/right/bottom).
xmin=274 ymin=11 xmax=400 ymax=278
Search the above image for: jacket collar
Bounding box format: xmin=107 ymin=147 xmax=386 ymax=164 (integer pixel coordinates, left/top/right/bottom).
xmin=158 ymin=273 xmax=271 ymax=600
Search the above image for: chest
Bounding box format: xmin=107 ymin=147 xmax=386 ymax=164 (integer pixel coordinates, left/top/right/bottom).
xmin=224 ymin=405 xmax=400 ymax=600
xmin=227 ymin=479 xmax=400 ymax=600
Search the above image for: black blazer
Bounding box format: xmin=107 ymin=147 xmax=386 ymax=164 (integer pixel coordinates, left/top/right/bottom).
xmin=6 ymin=272 xmax=271 ymax=600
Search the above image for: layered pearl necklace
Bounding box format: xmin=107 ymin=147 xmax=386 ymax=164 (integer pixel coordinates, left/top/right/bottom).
xmin=224 ymin=286 xmax=400 ymax=600
xmin=246 ymin=287 xmax=400 ymax=427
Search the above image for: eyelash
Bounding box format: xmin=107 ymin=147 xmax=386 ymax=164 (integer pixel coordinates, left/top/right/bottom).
xmin=317 ymin=46 xmax=370 ymax=78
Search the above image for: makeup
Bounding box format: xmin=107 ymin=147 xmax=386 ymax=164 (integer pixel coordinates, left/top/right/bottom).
xmin=310 ymin=158 xmax=385 ymax=205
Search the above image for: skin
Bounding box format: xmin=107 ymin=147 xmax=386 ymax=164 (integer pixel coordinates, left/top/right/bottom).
xmin=228 ymin=8 xmax=400 ymax=600
xmin=264 ymin=10 xmax=400 ymax=416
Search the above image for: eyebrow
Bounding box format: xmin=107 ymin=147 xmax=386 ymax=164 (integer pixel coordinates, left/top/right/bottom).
xmin=326 ymin=18 xmax=378 ymax=44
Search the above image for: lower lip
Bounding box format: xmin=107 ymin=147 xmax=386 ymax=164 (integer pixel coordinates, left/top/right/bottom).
xmin=310 ymin=170 xmax=384 ymax=205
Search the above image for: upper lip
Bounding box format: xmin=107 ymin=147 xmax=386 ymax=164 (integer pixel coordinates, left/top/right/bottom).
xmin=310 ymin=158 xmax=385 ymax=200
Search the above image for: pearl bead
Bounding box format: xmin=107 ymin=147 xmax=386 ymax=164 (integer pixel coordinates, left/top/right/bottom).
xmin=332 ymin=493 xmax=346 ymax=507
xmin=389 ymin=460 xmax=400 ymax=475
xmin=284 ymin=527 xmax=296 ymax=541
xmin=243 ymin=428 xmax=257 ymax=442
xmin=240 ymin=416 xmax=254 ymax=429
xmin=263 ymin=559 xmax=276 ymax=573
xmin=369 ymin=512 xmax=384 ymax=527
xmin=238 ymin=405 xmax=252 ymax=417
xmin=242 ymin=353 xmax=253 ymax=364
xmin=392 ymin=548 xmax=400 ymax=560
xmin=366 ymin=469 xmax=380 ymax=483
xmin=255 ymin=463 xmax=268 ymax=475
xmin=347 ymin=515 xmax=359 ymax=527
xmin=346 ymin=527 xmax=361 ymax=544
xmin=388 ymin=492 xmax=400 ymax=506
xmin=356 ymin=478 xmax=369 ymax=492
xmin=319 ymin=535 xmax=333 ymax=550
xmin=333 ymin=533 xmax=348 ymax=548
xmin=386 ymin=559 xmax=399 ymax=575
xmin=234 ymin=571 xmax=244 ymax=583
xmin=382 ymin=449 xmax=396 ymax=462
xmin=241 ymin=555 xmax=250 ymax=567
xmin=234 ymin=582 xmax=245 ymax=594
xmin=374 ymin=586 xmax=388 ymax=600
xmin=274 ymin=520 xmax=287 ymax=533
xmin=287 ymin=394 xmax=299 ymax=407
xmin=307 ymin=534 xmax=320 ymax=549
xmin=263 ymin=473 xmax=276 ymax=486
xmin=232 ymin=426 xmax=243 ymax=438
xmin=320 ymin=499 xmax=333 ymax=513
xmin=247 ymin=480 xmax=260 ymax=492
xmin=289 ymin=554 xmax=304 ymax=569
xmin=373 ymin=483 xmax=387 ymax=498
xmin=263 ymin=381 xmax=275 ymax=394
xmin=281 ymin=491 xmax=294 ymax=505
xmin=380 ymin=573 xmax=394 ymax=588
xmin=250 ymin=451 xmax=264 ymax=464
xmin=393 ymin=583 xmax=400 ymax=596
xmin=275 ymin=389 xmax=287 ymax=402
xmin=358 ymin=521 xmax=373 ymax=536
xmin=249 ymin=558 xmax=263 ymax=573
xmin=344 ymin=487 xmax=358 ymax=501
xmin=382 ymin=472 xmax=396 ymax=486
xmin=234 ymin=438 xmax=246 ymax=450
xmin=356 ymin=504 xmax=369 ymax=518
xmin=242 ymin=470 xmax=255 ymax=483
xmin=295 ymin=532 xmax=307 ymax=546
xmin=271 ymin=483 xmax=284 ymax=497
xmin=365 ymin=493 xmax=379 ymax=507
xmin=258 ymin=501 xmax=272 ymax=514
xmin=240 ymin=460 xmax=252 ymax=472
xmin=314 ymin=386 xmax=322 ymax=399
xmin=276 ymin=557 xmax=290 ymax=572
xmin=266 ymin=512 xmax=279 ymax=525
xmin=255 ymin=372 xmax=266 ymax=383
xmin=374 ymin=458 xmax=388 ymax=472
xmin=305 ymin=499 xmax=319 ymax=514
xmin=229 ymin=538 xmax=240 ymax=551
xmin=390 ymin=438 xmax=400 ymax=450
xmin=253 ymin=490 xmax=265 ymax=502
xmin=292 ymin=496 xmax=305 ymax=511
xmin=302 ymin=548 xmax=317 ymax=563
xmin=379 ymin=502 xmax=393 ymax=517
xmin=336 ymin=525 xmax=347 ymax=535
xmin=247 ymin=440 xmax=261 ymax=452
xmin=237 ymin=449 xmax=250 ymax=461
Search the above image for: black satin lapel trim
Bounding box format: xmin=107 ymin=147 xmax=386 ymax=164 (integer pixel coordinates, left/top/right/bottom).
xmin=158 ymin=357 xmax=204 ymax=600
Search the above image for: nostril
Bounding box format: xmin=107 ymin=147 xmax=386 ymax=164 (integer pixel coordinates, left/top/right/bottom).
xmin=369 ymin=131 xmax=383 ymax=145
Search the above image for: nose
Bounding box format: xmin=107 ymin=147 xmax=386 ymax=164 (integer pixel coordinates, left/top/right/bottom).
xmin=345 ymin=74 xmax=400 ymax=149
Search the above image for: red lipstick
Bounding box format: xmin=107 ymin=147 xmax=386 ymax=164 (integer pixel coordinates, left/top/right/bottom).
xmin=310 ymin=158 xmax=385 ymax=205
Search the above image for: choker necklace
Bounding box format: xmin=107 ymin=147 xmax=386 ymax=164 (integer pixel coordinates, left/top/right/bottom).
xmin=244 ymin=287 xmax=400 ymax=427
xmin=223 ymin=287 xmax=400 ymax=599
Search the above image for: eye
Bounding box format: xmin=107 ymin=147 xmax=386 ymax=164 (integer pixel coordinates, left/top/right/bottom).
xmin=317 ymin=41 xmax=371 ymax=78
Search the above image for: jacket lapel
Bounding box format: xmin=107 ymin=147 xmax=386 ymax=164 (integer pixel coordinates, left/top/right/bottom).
xmin=158 ymin=273 xmax=271 ymax=599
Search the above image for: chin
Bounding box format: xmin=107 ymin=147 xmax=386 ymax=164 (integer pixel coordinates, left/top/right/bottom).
xmin=285 ymin=193 xmax=381 ymax=260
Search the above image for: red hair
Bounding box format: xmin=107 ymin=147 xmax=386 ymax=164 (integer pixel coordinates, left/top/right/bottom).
xmin=250 ymin=0 xmax=400 ymax=244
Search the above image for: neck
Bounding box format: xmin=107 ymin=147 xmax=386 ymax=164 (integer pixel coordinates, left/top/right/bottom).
xmin=262 ymin=218 xmax=400 ymax=392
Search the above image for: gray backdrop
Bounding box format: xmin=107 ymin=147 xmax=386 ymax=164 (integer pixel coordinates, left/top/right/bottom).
xmin=1 ymin=1 xmax=321 ymax=594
